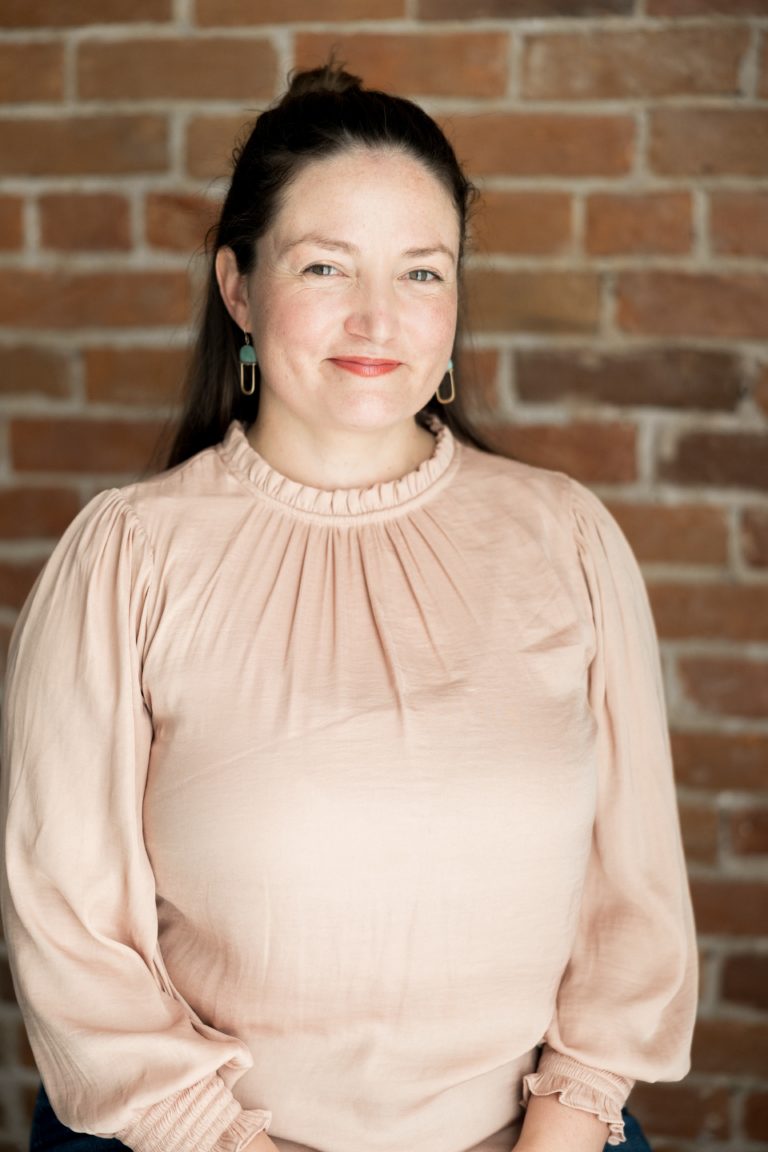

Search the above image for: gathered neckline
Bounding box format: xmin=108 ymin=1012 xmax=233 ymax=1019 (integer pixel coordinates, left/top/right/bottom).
xmin=216 ymin=412 xmax=458 ymax=523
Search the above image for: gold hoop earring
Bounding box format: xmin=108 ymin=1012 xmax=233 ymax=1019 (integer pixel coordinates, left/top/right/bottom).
xmin=436 ymin=359 xmax=455 ymax=405
xmin=239 ymin=330 xmax=257 ymax=396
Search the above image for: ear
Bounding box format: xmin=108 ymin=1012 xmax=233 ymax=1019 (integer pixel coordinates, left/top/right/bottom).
xmin=215 ymin=247 xmax=250 ymax=330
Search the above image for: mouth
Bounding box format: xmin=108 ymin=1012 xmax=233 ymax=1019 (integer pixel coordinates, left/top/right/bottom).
xmin=329 ymin=357 xmax=402 ymax=378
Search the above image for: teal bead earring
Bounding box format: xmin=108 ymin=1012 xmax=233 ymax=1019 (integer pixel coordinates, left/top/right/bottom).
xmin=239 ymin=330 xmax=257 ymax=396
xmin=436 ymin=358 xmax=455 ymax=404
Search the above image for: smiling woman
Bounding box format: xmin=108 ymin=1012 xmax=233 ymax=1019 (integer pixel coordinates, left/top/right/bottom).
xmin=1 ymin=63 xmax=695 ymax=1152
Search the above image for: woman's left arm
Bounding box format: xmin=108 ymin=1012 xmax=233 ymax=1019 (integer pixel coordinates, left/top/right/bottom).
xmin=518 ymin=478 xmax=698 ymax=1148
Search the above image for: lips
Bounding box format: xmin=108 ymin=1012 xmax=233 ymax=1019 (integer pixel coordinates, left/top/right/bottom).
xmin=329 ymin=357 xmax=401 ymax=378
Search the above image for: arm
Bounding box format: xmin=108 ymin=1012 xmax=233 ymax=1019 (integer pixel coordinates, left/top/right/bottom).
xmin=0 ymin=490 xmax=271 ymax=1152
xmin=516 ymin=1095 xmax=608 ymax=1152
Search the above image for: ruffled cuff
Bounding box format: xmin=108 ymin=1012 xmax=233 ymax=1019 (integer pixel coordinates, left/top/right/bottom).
xmin=521 ymin=1047 xmax=634 ymax=1146
xmin=115 ymin=1073 xmax=272 ymax=1152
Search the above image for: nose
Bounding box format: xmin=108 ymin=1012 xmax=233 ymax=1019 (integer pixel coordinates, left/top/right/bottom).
xmin=344 ymin=276 xmax=399 ymax=344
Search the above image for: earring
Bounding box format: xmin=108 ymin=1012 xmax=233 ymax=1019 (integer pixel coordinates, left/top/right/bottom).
xmin=239 ymin=330 xmax=257 ymax=396
xmin=436 ymin=358 xmax=455 ymax=405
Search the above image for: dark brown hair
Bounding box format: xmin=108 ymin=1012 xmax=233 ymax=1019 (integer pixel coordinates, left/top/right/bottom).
xmin=164 ymin=62 xmax=492 ymax=469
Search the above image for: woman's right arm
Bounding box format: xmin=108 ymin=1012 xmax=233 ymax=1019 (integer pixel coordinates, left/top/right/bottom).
xmin=0 ymin=490 xmax=271 ymax=1152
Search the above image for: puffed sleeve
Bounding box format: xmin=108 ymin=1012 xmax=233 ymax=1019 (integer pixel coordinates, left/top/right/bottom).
xmin=0 ymin=490 xmax=272 ymax=1152
xmin=521 ymin=478 xmax=698 ymax=1145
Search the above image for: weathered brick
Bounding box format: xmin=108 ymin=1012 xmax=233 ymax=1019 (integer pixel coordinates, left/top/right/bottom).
xmin=650 ymin=108 xmax=768 ymax=177
xmin=447 ymin=113 xmax=634 ymax=177
xmin=455 ymin=349 xmax=500 ymax=415
xmin=742 ymin=507 xmax=768 ymax=568
xmin=710 ymin=191 xmax=768 ymax=257
xmin=1 ymin=0 xmax=172 ymax=24
xmin=722 ymin=953 xmax=768 ymax=1011
xmin=466 ymin=270 xmax=600 ymax=334
xmin=629 ymin=1082 xmax=729 ymax=1140
xmin=196 ymin=0 xmax=403 ymax=21
xmin=586 ymin=192 xmax=692 ymax=256
xmin=186 ymin=115 xmax=252 ymax=181
xmin=679 ymin=801 xmax=719 ymax=864
xmin=419 ymin=0 xmax=633 ymax=15
xmin=84 ymin=347 xmax=187 ymax=406
xmin=0 ymin=196 xmax=23 ymax=250
xmin=618 ymin=273 xmax=768 ymax=340
xmin=606 ymin=502 xmax=728 ymax=565
xmin=671 ymin=731 xmax=768 ymax=791
xmin=473 ymin=420 xmax=636 ymax=483
xmin=658 ymin=430 xmax=768 ymax=492
xmin=0 ymin=621 xmax=13 ymax=683
xmin=296 ymin=32 xmax=508 ymax=99
xmin=679 ymin=657 xmax=768 ymax=720
xmin=761 ymin=34 xmax=768 ymax=98
xmin=692 ymin=1017 xmax=768 ymax=1077
xmin=145 ymin=192 xmax=219 ymax=253
xmin=0 ymin=488 xmax=79 ymax=540
xmin=648 ymin=583 xmax=768 ymax=642
xmin=0 ymin=42 xmax=65 ymax=102
xmin=756 ymin=363 xmax=768 ymax=417
xmin=77 ymin=37 xmax=276 ymax=101
xmin=11 ymin=418 xmax=163 ymax=476
xmin=745 ymin=1092 xmax=768 ymax=1140
xmin=516 ymin=349 xmax=741 ymax=410
xmin=0 ymin=347 xmax=72 ymax=398
xmin=0 ymin=270 xmax=190 ymax=329
xmin=0 ymin=560 xmax=46 ymax=612
xmin=471 ymin=191 xmax=571 ymax=256
xmin=0 ymin=116 xmax=167 ymax=177
xmin=692 ymin=878 xmax=768 ymax=936
xmin=730 ymin=808 xmax=768 ymax=856
xmin=522 ymin=28 xmax=746 ymax=100
xmin=39 ymin=193 xmax=131 ymax=252
xmin=648 ymin=0 xmax=768 ymax=12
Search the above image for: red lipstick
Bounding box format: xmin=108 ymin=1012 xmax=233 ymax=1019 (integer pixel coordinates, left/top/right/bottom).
xmin=329 ymin=357 xmax=401 ymax=378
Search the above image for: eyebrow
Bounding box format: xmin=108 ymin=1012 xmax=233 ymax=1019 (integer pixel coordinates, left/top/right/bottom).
xmin=281 ymin=233 xmax=457 ymax=263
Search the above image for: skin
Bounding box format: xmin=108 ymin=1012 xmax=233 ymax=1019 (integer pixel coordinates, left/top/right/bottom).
xmin=217 ymin=146 xmax=610 ymax=1152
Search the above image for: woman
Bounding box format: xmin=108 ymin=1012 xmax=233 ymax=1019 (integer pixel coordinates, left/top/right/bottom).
xmin=1 ymin=64 xmax=697 ymax=1152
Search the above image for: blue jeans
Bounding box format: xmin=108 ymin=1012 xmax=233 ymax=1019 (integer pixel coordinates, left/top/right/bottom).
xmin=30 ymin=1082 xmax=653 ymax=1151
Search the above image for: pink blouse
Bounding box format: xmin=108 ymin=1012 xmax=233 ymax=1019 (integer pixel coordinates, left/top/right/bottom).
xmin=0 ymin=413 xmax=697 ymax=1152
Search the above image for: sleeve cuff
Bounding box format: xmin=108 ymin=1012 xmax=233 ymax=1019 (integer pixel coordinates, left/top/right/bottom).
xmin=115 ymin=1073 xmax=272 ymax=1152
xmin=521 ymin=1048 xmax=634 ymax=1147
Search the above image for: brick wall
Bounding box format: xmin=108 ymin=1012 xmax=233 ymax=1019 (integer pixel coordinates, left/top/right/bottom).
xmin=0 ymin=1 xmax=767 ymax=1150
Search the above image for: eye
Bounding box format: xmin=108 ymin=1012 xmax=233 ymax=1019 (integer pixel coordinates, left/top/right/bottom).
xmin=408 ymin=269 xmax=441 ymax=282
xmin=303 ymin=263 xmax=339 ymax=277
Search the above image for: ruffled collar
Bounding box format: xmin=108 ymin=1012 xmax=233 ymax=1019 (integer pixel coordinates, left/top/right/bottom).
xmin=217 ymin=412 xmax=457 ymax=523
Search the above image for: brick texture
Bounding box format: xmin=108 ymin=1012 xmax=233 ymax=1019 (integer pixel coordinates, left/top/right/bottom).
xmin=1 ymin=8 xmax=767 ymax=1152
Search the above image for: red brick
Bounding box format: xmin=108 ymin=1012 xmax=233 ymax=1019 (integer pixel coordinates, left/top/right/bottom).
xmin=650 ymin=108 xmax=768 ymax=177
xmin=658 ymin=430 xmax=768 ymax=492
xmin=762 ymin=36 xmax=768 ymax=98
xmin=196 ymin=0 xmax=403 ymax=21
xmin=745 ymin=1092 xmax=768 ymax=1140
xmin=473 ymin=420 xmax=636 ymax=483
xmin=742 ymin=507 xmax=768 ymax=568
xmin=0 ymin=116 xmax=167 ymax=177
xmin=730 ymin=807 xmax=768 ymax=856
xmin=618 ymin=272 xmax=768 ymax=340
xmin=145 ymin=192 xmax=219 ymax=253
xmin=455 ymin=348 xmax=500 ymax=415
xmin=472 ymin=191 xmax=571 ymax=256
xmin=467 ymin=270 xmax=599 ymax=334
xmin=78 ymin=36 xmax=275 ymax=101
xmin=671 ymin=731 xmax=768 ymax=791
xmin=0 ymin=488 xmax=79 ymax=539
xmin=84 ymin=347 xmax=187 ymax=406
xmin=629 ymin=1082 xmax=729 ymax=1140
xmin=756 ymin=363 xmax=768 ymax=417
xmin=0 ymin=560 xmax=46 ymax=612
xmin=419 ymin=0 xmax=632 ymax=14
xmin=0 ymin=42 xmax=64 ymax=102
xmin=710 ymin=191 xmax=768 ymax=258
xmin=186 ymin=115 xmax=252 ymax=181
xmin=11 ymin=418 xmax=163 ymax=477
xmin=586 ymin=192 xmax=692 ymax=256
xmin=0 ymin=270 xmax=190 ymax=329
xmin=649 ymin=0 xmax=768 ymax=12
xmin=692 ymin=1017 xmax=768 ymax=1077
xmin=722 ymin=953 xmax=768 ymax=1011
xmin=679 ymin=657 xmax=768 ymax=720
xmin=0 ymin=196 xmax=23 ymax=250
xmin=522 ymin=28 xmax=746 ymax=101
xmin=295 ymin=32 xmax=508 ymax=99
xmin=606 ymin=503 xmax=728 ymax=566
xmin=516 ymin=348 xmax=741 ymax=410
xmin=648 ymin=583 xmax=768 ymax=642
xmin=0 ymin=621 xmax=13 ymax=684
xmin=692 ymin=878 xmax=768 ymax=935
xmin=1 ymin=0 xmax=172 ymax=24
xmin=39 ymin=193 xmax=131 ymax=252
xmin=447 ymin=113 xmax=634 ymax=177
xmin=0 ymin=347 xmax=72 ymax=398
xmin=679 ymin=801 xmax=719 ymax=864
